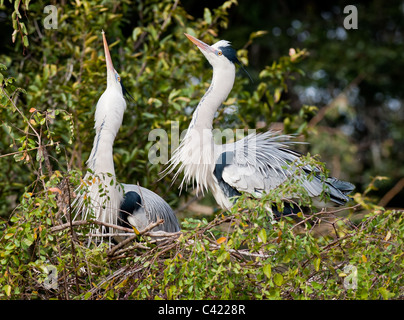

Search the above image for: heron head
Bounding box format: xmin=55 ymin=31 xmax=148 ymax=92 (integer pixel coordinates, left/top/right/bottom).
xmin=102 ymin=31 xmax=133 ymax=100
xmin=102 ymin=31 xmax=121 ymax=88
xmin=185 ymin=33 xmax=252 ymax=81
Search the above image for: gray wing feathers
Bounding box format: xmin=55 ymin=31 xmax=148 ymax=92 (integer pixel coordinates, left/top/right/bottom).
xmin=122 ymin=184 xmax=180 ymax=232
xmin=219 ymin=131 xmax=354 ymax=205
xmin=326 ymin=177 xmax=355 ymax=194
xmin=220 ymin=131 xmax=301 ymax=196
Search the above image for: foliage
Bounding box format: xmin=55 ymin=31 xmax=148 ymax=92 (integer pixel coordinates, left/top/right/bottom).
xmin=1 ymin=172 xmax=403 ymax=299
xmin=0 ymin=0 xmax=403 ymax=300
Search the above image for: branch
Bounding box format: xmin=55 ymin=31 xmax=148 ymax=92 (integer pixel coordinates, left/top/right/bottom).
xmin=145 ymin=230 xmax=181 ymax=238
xmin=174 ymin=195 xmax=200 ymax=214
xmin=290 ymin=204 xmax=361 ymax=231
xmin=50 ymin=219 xmax=134 ymax=233
xmin=107 ymin=219 xmax=165 ymax=257
xmin=0 ymin=142 xmax=60 ymax=159
xmin=378 ymin=177 xmax=404 ymax=207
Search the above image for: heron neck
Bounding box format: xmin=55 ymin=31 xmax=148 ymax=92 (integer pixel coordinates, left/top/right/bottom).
xmin=170 ymin=64 xmax=235 ymax=195
xmin=87 ymin=121 xmax=118 ymax=176
xmin=86 ymin=88 xmax=126 ymax=176
xmin=191 ymin=64 xmax=236 ymax=131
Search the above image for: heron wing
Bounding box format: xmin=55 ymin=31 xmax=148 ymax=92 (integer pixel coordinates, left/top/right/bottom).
xmin=122 ymin=184 xmax=181 ymax=232
xmin=217 ymin=131 xmax=300 ymax=197
xmin=217 ymin=131 xmax=353 ymax=205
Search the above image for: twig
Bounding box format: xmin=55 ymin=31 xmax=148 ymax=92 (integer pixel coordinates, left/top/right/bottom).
xmin=33 ymin=18 xmax=43 ymax=39
xmin=86 ymin=266 xmax=130 ymax=297
xmin=108 ymin=243 xmax=154 ymax=261
xmin=88 ymin=233 xmax=135 ymax=237
xmin=107 ymin=219 xmax=164 ymax=257
xmin=158 ymin=0 xmax=179 ymax=37
xmin=174 ymin=195 xmax=200 ymax=214
xmin=321 ymin=234 xmax=351 ymax=252
xmin=0 ymin=142 xmax=60 ymax=159
xmin=112 ymin=242 xmax=151 ymax=256
xmin=378 ymin=177 xmax=404 ymax=207
xmin=50 ymin=219 xmax=134 ymax=233
xmin=290 ymin=204 xmax=360 ymax=231
xmin=186 ymin=238 xmax=272 ymax=259
xmin=66 ymin=176 xmax=80 ymax=296
xmin=199 ymin=214 xmax=235 ymax=234
xmin=145 ymin=230 xmax=181 ymax=238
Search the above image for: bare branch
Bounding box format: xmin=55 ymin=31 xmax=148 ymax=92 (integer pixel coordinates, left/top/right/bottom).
xmin=378 ymin=177 xmax=404 ymax=207
xmin=50 ymin=219 xmax=134 ymax=233
xmin=107 ymin=219 xmax=165 ymax=257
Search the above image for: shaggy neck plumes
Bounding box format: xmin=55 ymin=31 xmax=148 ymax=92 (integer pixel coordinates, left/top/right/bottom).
xmin=168 ymin=63 xmax=236 ymax=194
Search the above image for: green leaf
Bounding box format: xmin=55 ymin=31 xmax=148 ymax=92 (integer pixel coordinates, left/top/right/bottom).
xmin=249 ymin=30 xmax=268 ymax=40
xmin=20 ymin=22 xmax=27 ymax=34
xmin=203 ymin=8 xmax=212 ymax=24
xmin=258 ymin=228 xmax=267 ymax=244
xmin=378 ymin=287 xmax=394 ymax=300
xmin=23 ymin=0 xmax=31 ymax=10
xmin=3 ymin=284 xmax=11 ymax=297
xmin=14 ymin=0 xmax=19 ymax=13
xmin=84 ymin=292 xmax=92 ymax=300
xmin=132 ymin=27 xmax=142 ymax=42
xmin=23 ymin=35 xmax=29 ymax=47
xmin=273 ymin=273 xmax=283 ymax=286
xmin=274 ymin=87 xmax=282 ymax=103
xmin=263 ymin=264 xmax=271 ymax=279
xmin=311 ymin=281 xmax=322 ymax=290
xmin=11 ymin=11 xmax=17 ymax=29
xmin=142 ymin=112 xmax=157 ymax=119
xmin=4 ymin=233 xmax=14 ymax=240
xmin=217 ymin=251 xmax=229 ymax=263
xmin=314 ymin=257 xmax=321 ymax=271
xmin=22 ymin=238 xmax=33 ymax=247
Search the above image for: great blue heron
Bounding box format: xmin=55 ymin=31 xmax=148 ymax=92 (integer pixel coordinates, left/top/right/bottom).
xmin=73 ymin=31 xmax=180 ymax=241
xmin=165 ymin=33 xmax=354 ymax=216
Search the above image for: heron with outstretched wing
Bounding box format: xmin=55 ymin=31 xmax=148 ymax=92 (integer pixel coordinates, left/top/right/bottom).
xmin=165 ymin=33 xmax=354 ymax=216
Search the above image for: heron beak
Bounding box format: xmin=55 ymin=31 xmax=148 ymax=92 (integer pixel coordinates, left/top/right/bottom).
xmin=184 ymin=33 xmax=215 ymax=54
xmin=102 ymin=30 xmax=115 ymax=73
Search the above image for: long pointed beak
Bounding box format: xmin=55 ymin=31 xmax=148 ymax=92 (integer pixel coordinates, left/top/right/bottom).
xmin=184 ymin=33 xmax=215 ymax=54
xmin=102 ymin=30 xmax=115 ymax=73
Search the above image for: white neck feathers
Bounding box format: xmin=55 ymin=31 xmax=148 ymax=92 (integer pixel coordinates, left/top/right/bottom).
xmin=167 ymin=62 xmax=236 ymax=194
xmin=87 ymin=87 xmax=126 ymax=175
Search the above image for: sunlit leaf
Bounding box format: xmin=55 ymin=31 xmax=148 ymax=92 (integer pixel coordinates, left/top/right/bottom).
xmin=48 ymin=187 xmax=62 ymax=195
xmin=258 ymin=228 xmax=267 ymax=244
xmin=216 ymin=237 xmax=226 ymax=244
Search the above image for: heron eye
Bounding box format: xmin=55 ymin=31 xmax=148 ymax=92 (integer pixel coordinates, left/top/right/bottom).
xmin=217 ymin=51 xmax=223 ymax=56
xmin=116 ymin=74 xmax=121 ymax=82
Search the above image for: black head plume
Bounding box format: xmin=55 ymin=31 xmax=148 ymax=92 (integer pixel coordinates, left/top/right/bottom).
xmin=219 ymin=45 xmax=253 ymax=83
xmin=120 ymin=81 xmax=134 ymax=102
